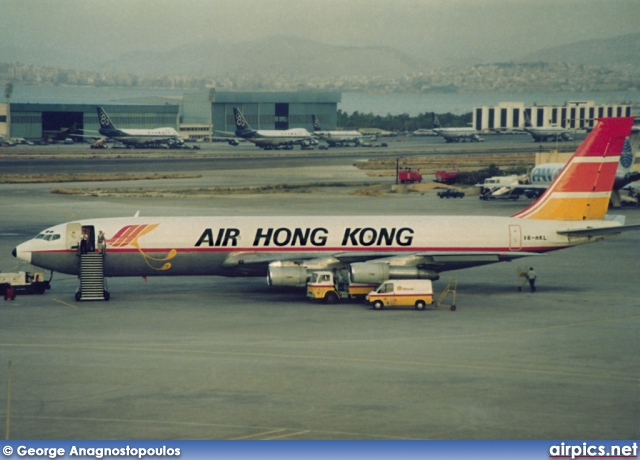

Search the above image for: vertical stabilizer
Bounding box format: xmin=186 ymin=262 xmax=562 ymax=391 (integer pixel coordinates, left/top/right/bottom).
xmin=97 ymin=106 xmax=117 ymax=132
xmin=312 ymin=114 xmax=322 ymax=132
xmin=512 ymin=117 xmax=634 ymax=221
xmin=232 ymin=107 xmax=254 ymax=136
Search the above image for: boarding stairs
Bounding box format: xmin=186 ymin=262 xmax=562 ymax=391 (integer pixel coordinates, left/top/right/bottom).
xmin=77 ymin=252 xmax=109 ymax=301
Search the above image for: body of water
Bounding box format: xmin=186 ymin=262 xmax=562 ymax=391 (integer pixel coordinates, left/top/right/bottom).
xmin=10 ymin=85 xmax=637 ymax=116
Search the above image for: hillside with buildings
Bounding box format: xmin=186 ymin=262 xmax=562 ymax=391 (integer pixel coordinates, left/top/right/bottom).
xmin=1 ymin=33 xmax=639 ymax=95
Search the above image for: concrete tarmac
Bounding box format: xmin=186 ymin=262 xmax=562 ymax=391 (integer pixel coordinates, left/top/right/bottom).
xmin=0 ymin=160 xmax=638 ymax=440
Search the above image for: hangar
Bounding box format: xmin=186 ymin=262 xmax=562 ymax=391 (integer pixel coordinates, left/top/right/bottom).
xmin=182 ymin=90 xmax=341 ymax=140
xmin=0 ymin=91 xmax=341 ymax=142
xmin=2 ymin=103 xmax=179 ymax=142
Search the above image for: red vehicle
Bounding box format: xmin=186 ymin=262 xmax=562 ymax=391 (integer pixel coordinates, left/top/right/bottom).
xmin=398 ymin=168 xmax=422 ymax=184
xmin=435 ymin=168 xmax=459 ymax=184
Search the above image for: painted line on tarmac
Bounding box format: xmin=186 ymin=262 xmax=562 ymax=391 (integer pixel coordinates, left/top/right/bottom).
xmin=53 ymin=298 xmax=79 ymax=309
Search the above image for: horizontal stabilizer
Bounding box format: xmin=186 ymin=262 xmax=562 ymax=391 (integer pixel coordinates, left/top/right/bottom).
xmin=557 ymin=224 xmax=640 ymax=238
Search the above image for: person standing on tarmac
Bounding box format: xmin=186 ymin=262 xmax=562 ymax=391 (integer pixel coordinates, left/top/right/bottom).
xmin=527 ymin=267 xmax=537 ymax=292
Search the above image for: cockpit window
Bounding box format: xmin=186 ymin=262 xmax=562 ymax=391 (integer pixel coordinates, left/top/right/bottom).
xmin=35 ymin=230 xmax=60 ymax=242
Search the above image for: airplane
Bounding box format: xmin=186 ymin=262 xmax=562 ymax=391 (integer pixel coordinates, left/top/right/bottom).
xmin=12 ymin=117 xmax=639 ymax=299
xmin=233 ymin=107 xmax=313 ymax=150
xmin=312 ymin=114 xmax=362 ymax=147
xmin=432 ymin=114 xmax=483 ymax=143
xmin=41 ymin=124 xmax=79 ymax=143
xmin=522 ymin=113 xmax=573 ymax=142
xmin=95 ymin=106 xmax=181 ymax=147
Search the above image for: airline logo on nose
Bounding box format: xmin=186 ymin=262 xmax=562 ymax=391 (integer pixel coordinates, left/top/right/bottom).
xmin=107 ymin=224 xmax=176 ymax=271
xmin=107 ymin=224 xmax=158 ymax=247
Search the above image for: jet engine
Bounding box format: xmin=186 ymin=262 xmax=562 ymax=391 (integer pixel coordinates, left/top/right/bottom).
xmin=267 ymin=264 xmax=308 ymax=287
xmin=350 ymin=262 xmax=439 ymax=284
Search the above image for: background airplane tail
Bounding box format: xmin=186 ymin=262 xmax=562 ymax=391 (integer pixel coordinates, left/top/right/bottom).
xmin=620 ymin=129 xmax=640 ymax=173
xmin=233 ymin=107 xmax=253 ymax=135
xmin=97 ymin=107 xmax=117 ymax=132
xmin=512 ymin=117 xmax=634 ymax=221
xmin=312 ymin=114 xmax=322 ymax=132
xmin=432 ymin=113 xmax=441 ymax=129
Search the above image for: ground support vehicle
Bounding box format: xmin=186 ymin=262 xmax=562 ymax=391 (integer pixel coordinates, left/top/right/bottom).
xmin=0 ymin=271 xmax=51 ymax=296
xmin=366 ymin=279 xmax=433 ymax=311
xmin=307 ymin=269 xmax=377 ymax=304
xmin=437 ymin=188 xmax=465 ymax=198
xmin=435 ymin=277 xmax=457 ymax=311
xmin=398 ymin=168 xmax=422 ymax=184
xmin=434 ymin=169 xmax=459 ymax=184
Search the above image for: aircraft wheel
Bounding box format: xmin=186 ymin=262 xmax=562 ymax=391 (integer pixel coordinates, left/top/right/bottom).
xmin=415 ymin=300 xmax=426 ymax=311
xmin=324 ymin=291 xmax=339 ymax=304
xmin=373 ymin=300 xmax=384 ymax=310
xmin=450 ymin=305 xmax=457 ymax=312
xmin=75 ymin=291 xmax=81 ymax=301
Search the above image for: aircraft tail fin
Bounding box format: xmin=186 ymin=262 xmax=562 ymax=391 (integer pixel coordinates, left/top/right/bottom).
xmin=312 ymin=114 xmax=322 ymax=132
xmin=432 ymin=113 xmax=441 ymax=129
xmin=524 ymin=113 xmax=533 ymax=128
xmin=512 ymin=117 xmax=634 ymax=221
xmin=233 ymin=107 xmax=254 ymax=136
xmin=620 ymin=126 xmax=640 ymax=173
xmin=97 ymin=107 xmax=117 ymax=132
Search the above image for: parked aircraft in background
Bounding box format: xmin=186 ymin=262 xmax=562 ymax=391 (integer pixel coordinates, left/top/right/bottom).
xmin=233 ymin=107 xmax=313 ymax=150
xmin=96 ymin=106 xmax=181 ymax=147
xmin=357 ymin=128 xmax=397 ymax=137
xmin=13 ymin=118 xmax=638 ymax=299
xmin=522 ymin=113 xmax=573 ymax=142
xmin=432 ymin=114 xmax=483 ymax=143
xmin=41 ymin=124 xmax=79 ymax=143
xmin=312 ymin=114 xmax=362 ymax=147
xmin=412 ymin=128 xmax=438 ymax=137
xmin=481 ymin=126 xmax=640 ymax=205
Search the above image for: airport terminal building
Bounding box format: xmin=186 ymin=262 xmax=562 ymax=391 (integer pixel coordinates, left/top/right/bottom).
xmin=473 ymin=100 xmax=632 ymax=132
xmin=0 ymin=91 xmax=341 ymax=141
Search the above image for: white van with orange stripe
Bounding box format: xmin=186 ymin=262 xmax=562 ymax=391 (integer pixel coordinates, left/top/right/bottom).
xmin=366 ymin=280 xmax=433 ymax=310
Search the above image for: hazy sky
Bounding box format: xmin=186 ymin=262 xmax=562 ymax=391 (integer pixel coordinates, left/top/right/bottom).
xmin=1 ymin=0 xmax=639 ymax=63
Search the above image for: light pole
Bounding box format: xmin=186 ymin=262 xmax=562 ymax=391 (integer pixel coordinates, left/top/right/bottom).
xmin=5 ymin=83 xmax=13 ymax=140
xmin=208 ymin=88 xmax=215 ymax=143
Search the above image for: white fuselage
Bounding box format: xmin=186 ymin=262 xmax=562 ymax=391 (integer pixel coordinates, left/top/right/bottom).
xmin=244 ymin=128 xmax=312 ymax=147
xmin=14 ymin=215 xmax=615 ymax=279
xmin=105 ymin=127 xmax=180 ymax=145
xmin=433 ymin=127 xmax=482 ymax=142
xmin=314 ymin=130 xmax=362 ymax=146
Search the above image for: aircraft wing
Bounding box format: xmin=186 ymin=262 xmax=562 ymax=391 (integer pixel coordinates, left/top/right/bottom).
xmin=221 ymin=250 xmax=544 ymax=276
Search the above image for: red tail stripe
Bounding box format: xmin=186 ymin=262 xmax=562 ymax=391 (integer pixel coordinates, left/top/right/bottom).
xmin=552 ymin=162 xmax=618 ymax=193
